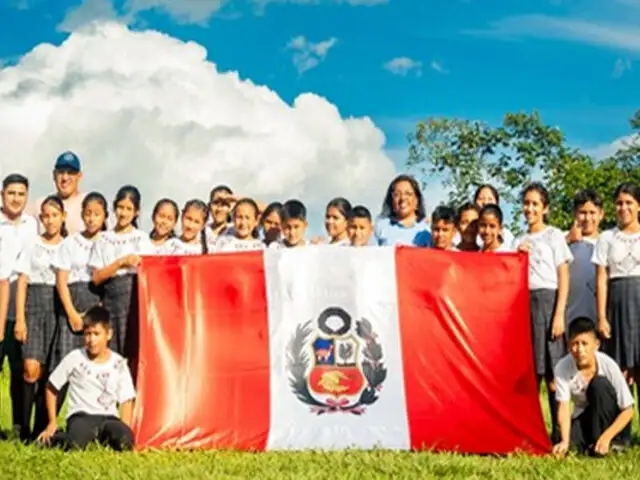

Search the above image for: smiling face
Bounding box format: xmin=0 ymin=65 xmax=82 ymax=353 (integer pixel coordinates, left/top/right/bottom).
xmin=476 ymin=187 xmax=497 ymax=208
xmin=153 ymin=202 xmax=178 ymax=240
xmin=181 ymin=206 xmax=207 ymax=242
xmin=40 ymin=201 xmax=65 ymax=237
xmin=348 ymin=217 xmax=372 ymax=247
xmin=478 ymin=212 xmax=502 ymax=249
xmin=210 ymin=191 xmax=232 ymax=225
xmin=615 ymin=192 xmax=640 ymax=229
xmin=1 ymin=182 xmax=28 ymax=218
xmin=234 ymin=202 xmax=259 ymax=240
xmin=53 ymin=168 xmax=82 ymax=199
xmin=115 ymin=196 xmax=138 ymax=229
xmin=575 ymin=201 xmax=602 ymax=237
xmin=523 ymin=190 xmax=548 ymax=227
xmin=391 ymin=180 xmax=418 ymax=220
xmin=431 ymin=220 xmax=456 ymax=250
xmin=82 ymin=199 xmax=106 ymax=235
xmin=325 ymin=206 xmax=348 ymax=240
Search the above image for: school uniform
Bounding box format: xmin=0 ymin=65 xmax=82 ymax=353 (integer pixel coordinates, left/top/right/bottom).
xmin=453 ymin=228 xmax=516 ymax=250
xmin=205 ymin=223 xmax=233 ymax=247
xmin=214 ymin=235 xmax=265 ymax=252
xmin=161 ymin=237 xmax=205 ymax=256
xmin=567 ymin=237 xmax=598 ymax=325
xmin=52 ymin=233 xmax=102 ymax=361
xmin=268 ymin=239 xmax=309 ymax=250
xmin=516 ymin=226 xmax=573 ymax=376
xmin=374 ymin=217 xmax=432 ymax=247
xmin=592 ymin=229 xmax=640 ymax=369
xmin=48 ymin=348 xmax=136 ymax=451
xmin=555 ymin=351 xmax=634 ymax=453
xmin=16 ymin=237 xmax=62 ymax=366
xmin=88 ymin=229 xmax=154 ymax=357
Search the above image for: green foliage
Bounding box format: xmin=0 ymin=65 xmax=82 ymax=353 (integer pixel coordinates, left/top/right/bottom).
xmin=407 ymin=110 xmax=640 ymax=232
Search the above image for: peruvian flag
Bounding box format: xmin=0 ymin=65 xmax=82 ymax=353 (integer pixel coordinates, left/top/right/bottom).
xmin=132 ymin=246 xmax=550 ymax=454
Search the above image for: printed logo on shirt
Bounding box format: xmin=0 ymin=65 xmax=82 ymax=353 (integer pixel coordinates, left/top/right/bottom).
xmin=287 ymin=306 xmax=386 ymax=415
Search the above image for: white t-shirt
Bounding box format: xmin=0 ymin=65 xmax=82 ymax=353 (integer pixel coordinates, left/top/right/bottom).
xmin=555 ymin=351 xmax=634 ymax=418
xmin=32 ymin=192 xmax=87 ymax=237
xmin=567 ymin=237 xmax=598 ymax=323
xmin=52 ymin=232 xmax=96 ymax=284
xmin=0 ymin=212 xmax=39 ymax=282
xmin=592 ymin=229 xmax=640 ymax=279
xmin=0 ymin=229 xmax=22 ymax=280
xmin=161 ymin=237 xmax=205 ymax=256
xmin=268 ymin=239 xmax=308 ymax=250
xmin=515 ymin=226 xmax=573 ymax=290
xmin=16 ymin=237 xmax=62 ymax=286
xmin=214 ymin=235 xmax=265 ymax=253
xmin=88 ymin=229 xmax=154 ymax=276
xmin=49 ymin=348 xmax=136 ymax=419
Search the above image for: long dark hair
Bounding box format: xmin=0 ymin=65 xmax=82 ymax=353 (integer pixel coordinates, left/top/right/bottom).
xmin=234 ymin=197 xmax=261 ymax=239
xmin=41 ymin=195 xmax=68 ymax=238
xmin=473 ymin=184 xmax=500 ymax=205
xmin=113 ymin=185 xmax=141 ymax=228
xmin=150 ymin=198 xmax=179 ymax=240
xmin=380 ymin=174 xmax=426 ymax=221
xmin=521 ymin=182 xmax=550 ymax=224
xmin=183 ymin=199 xmax=209 ymax=254
xmin=82 ymin=192 xmax=109 ymax=231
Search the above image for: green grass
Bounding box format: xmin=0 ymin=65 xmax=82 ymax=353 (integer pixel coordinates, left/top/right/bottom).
xmin=2 ymin=373 xmax=640 ymax=479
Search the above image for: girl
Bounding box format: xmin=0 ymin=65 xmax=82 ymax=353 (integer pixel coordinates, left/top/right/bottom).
xmin=516 ymin=182 xmax=572 ymax=444
xmin=478 ymin=204 xmax=512 ymax=253
xmin=206 ymin=185 xmax=234 ymax=242
xmin=374 ymin=175 xmax=431 ymax=247
xmin=54 ymin=192 xmax=107 ymax=365
xmin=474 ymin=184 xmax=515 ymax=248
xmin=456 ymin=202 xmax=480 ymax=252
xmin=14 ymin=195 xmax=66 ymax=441
xmin=149 ymin=198 xmax=178 ymax=253
xmin=260 ymin=202 xmax=284 ymax=246
xmin=89 ymin=186 xmax=153 ymax=358
xmin=214 ymin=198 xmax=264 ymax=252
xmin=164 ymin=200 xmax=209 ymax=255
xmin=312 ymin=198 xmax=352 ymax=246
xmin=593 ymin=183 xmax=640 ymax=388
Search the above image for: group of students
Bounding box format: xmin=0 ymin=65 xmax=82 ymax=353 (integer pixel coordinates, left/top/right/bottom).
xmin=0 ymin=150 xmax=639 ymax=457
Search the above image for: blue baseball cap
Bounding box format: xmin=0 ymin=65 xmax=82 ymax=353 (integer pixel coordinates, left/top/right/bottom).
xmin=54 ymin=151 xmax=81 ymax=172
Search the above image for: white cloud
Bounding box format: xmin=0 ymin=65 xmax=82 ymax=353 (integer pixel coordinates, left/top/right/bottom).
xmin=124 ymin=0 xmax=228 ymax=24
xmin=430 ymin=60 xmax=448 ymax=75
xmin=466 ymin=15 xmax=640 ymax=52
xmin=58 ymin=0 xmax=121 ymax=33
xmin=586 ymin=134 xmax=640 ymax=159
xmin=612 ymin=58 xmax=632 ymax=78
xmin=287 ymin=36 xmax=338 ymax=74
xmin=383 ymin=57 xmax=422 ymax=77
xmin=0 ymin=22 xmax=394 ymax=232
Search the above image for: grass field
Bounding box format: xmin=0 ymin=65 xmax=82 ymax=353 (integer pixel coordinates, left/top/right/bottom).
xmin=1 ymin=374 xmax=640 ymax=479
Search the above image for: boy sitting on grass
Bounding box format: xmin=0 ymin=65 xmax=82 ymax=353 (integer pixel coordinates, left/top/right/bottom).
xmin=37 ymin=306 xmax=136 ymax=451
xmin=553 ymin=317 xmax=633 ymax=457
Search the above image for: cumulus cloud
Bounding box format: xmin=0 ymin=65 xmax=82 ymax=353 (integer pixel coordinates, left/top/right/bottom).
xmin=287 ymin=36 xmax=338 ymax=74
xmin=124 ymin=0 xmax=228 ymax=24
xmin=58 ymin=0 xmax=121 ymax=33
xmin=586 ymin=134 xmax=640 ymax=159
xmin=383 ymin=57 xmax=422 ymax=76
xmin=0 ymin=22 xmax=395 ymax=231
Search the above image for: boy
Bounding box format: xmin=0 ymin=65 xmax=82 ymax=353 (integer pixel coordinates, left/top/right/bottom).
xmin=271 ymin=200 xmax=308 ymax=249
xmin=565 ymin=189 xmax=603 ymax=325
xmin=455 ymin=202 xmax=480 ymax=252
xmin=553 ymin=318 xmax=633 ymax=457
xmin=430 ymin=206 xmax=457 ymax=251
xmin=347 ymin=205 xmax=373 ymax=247
xmin=37 ymin=306 xmax=136 ymax=451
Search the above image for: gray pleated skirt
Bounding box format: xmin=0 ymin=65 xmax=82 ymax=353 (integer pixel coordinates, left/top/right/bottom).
xmin=530 ymin=289 xmax=566 ymax=376
xmin=604 ymin=277 xmax=640 ymax=369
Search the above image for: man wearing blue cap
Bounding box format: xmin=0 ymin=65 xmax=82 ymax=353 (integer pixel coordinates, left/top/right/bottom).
xmin=32 ymin=151 xmax=86 ymax=235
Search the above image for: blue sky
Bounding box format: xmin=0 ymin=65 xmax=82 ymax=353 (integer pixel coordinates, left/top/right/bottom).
xmin=0 ymin=0 xmax=638 ymax=229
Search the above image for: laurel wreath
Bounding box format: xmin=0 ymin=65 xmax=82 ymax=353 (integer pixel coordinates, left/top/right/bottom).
xmin=287 ymin=319 xmax=387 ymax=415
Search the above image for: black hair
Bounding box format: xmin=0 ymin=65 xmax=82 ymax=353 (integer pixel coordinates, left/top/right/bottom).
xmin=83 ymin=305 xmax=111 ymax=329
xmin=431 ymin=205 xmax=456 ymax=225
xmin=150 ymin=198 xmax=179 ymax=240
xmin=326 ymin=197 xmax=352 ymax=220
xmin=349 ymin=205 xmax=372 ymax=222
xmin=261 ymin=202 xmax=284 ymax=226
xmin=573 ymin=189 xmax=603 ymax=211
xmin=41 ymin=195 xmax=68 ymax=238
xmin=182 ymin=199 xmax=210 ymax=253
xmin=380 ymin=174 xmax=426 ymax=221
xmin=614 ymin=182 xmax=640 ymax=204
xmin=233 ymin=198 xmax=261 ymax=239
xmin=521 ymin=182 xmax=550 ymax=223
xmin=568 ymin=317 xmax=598 ymax=340
xmin=2 ymin=174 xmax=29 ymax=190
xmin=209 ymin=185 xmax=233 ymax=200
xmin=283 ymin=199 xmax=307 ymax=222
xmin=473 ymin=184 xmax=500 ymax=205
xmin=82 ymin=192 xmax=109 ymax=232
xmin=479 ymin=204 xmax=503 ymax=225
xmin=114 ymin=185 xmax=141 ymax=229
xmin=456 ymin=202 xmax=480 ymax=226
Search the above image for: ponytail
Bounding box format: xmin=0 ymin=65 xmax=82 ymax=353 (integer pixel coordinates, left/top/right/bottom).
xmin=200 ymin=228 xmax=208 ymax=255
xmin=132 ymin=216 xmax=139 ymax=229
xmin=61 ymin=221 xmax=69 ymax=238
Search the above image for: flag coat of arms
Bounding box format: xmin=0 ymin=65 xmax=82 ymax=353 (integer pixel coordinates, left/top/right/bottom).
xmin=132 ymin=246 xmax=550 ymax=455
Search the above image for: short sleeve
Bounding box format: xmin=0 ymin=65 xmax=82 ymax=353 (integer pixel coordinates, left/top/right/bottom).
xmin=136 ymin=233 xmax=156 ymax=256
xmin=15 ymin=243 xmax=32 ymax=277
xmin=115 ymin=358 xmax=136 ymax=404
xmin=592 ymin=230 xmax=612 ymax=267
xmin=554 ymin=360 xmax=571 ymax=403
xmin=52 ymin=238 xmax=73 ymax=271
xmin=49 ymin=351 xmax=76 ymax=391
xmin=373 ymin=218 xmax=386 ymax=246
xmin=0 ymin=235 xmax=15 ymax=280
xmin=608 ymin=359 xmax=635 ymax=410
xmin=88 ymin=237 xmax=105 ymax=269
xmin=552 ymin=229 xmax=573 ymax=266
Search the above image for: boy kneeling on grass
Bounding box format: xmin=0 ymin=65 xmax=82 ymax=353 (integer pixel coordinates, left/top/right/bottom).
xmin=553 ymin=317 xmax=633 ymax=457
xmin=37 ymin=306 xmax=136 ymax=451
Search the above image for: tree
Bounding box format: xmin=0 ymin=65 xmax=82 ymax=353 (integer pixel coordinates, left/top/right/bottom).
xmin=407 ymin=110 xmax=640 ymax=232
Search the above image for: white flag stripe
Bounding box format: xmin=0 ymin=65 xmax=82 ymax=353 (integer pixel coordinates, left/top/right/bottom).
xmin=264 ymin=246 xmax=410 ymax=450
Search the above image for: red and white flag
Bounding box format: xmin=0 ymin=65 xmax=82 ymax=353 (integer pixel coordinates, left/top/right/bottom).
xmin=132 ymin=246 xmax=550 ymax=455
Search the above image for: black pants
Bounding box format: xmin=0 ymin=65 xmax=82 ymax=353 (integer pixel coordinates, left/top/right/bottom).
xmin=0 ymin=320 xmax=23 ymax=430
xmin=54 ymin=413 xmax=134 ymax=451
xmin=571 ymin=376 xmax=628 ymax=454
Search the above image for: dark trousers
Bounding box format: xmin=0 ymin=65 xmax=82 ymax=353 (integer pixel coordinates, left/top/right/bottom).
xmin=0 ymin=320 xmax=23 ymax=429
xmin=54 ymin=413 xmax=134 ymax=451
xmin=571 ymin=376 xmax=628 ymax=454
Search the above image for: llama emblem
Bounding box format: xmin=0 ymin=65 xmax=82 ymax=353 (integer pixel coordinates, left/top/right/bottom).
xmin=287 ymin=306 xmax=386 ymax=415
